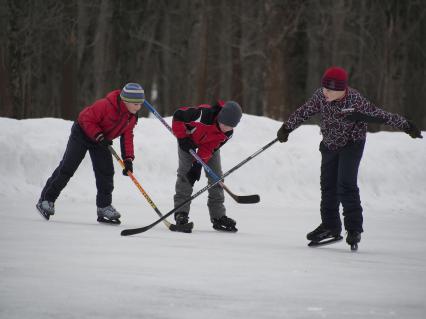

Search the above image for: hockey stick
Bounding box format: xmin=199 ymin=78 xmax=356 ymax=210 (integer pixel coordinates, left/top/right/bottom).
xmin=143 ymin=100 xmax=259 ymax=204
xmin=120 ymin=138 xmax=278 ymax=236
xmin=108 ymin=145 xmax=192 ymax=232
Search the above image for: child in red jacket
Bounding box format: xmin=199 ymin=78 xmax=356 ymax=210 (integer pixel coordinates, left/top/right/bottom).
xmin=36 ymin=83 xmax=144 ymax=224
xmin=171 ymin=101 xmax=242 ymax=233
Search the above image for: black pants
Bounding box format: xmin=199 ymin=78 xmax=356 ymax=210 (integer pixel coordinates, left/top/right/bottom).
xmin=319 ymin=140 xmax=365 ymax=233
xmin=40 ymin=122 xmax=114 ymax=208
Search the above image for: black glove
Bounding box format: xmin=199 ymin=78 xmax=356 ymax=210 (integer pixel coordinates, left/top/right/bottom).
xmin=97 ymin=133 xmax=112 ymax=147
xmin=277 ymin=124 xmax=292 ymax=143
xmin=178 ymin=137 xmax=197 ymax=153
xmin=122 ymin=159 xmax=133 ymax=176
xmin=186 ymin=162 xmax=202 ymax=186
xmin=405 ymin=121 xmax=423 ymax=139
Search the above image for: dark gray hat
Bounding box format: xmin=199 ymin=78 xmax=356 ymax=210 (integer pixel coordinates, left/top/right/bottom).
xmin=217 ymin=101 xmax=242 ymax=127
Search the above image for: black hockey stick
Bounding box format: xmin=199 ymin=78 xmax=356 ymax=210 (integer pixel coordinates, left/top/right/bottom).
xmin=108 ymin=146 xmax=193 ymax=232
xmin=121 ymin=138 xmax=278 ymax=236
xmin=143 ymin=100 xmax=260 ymax=204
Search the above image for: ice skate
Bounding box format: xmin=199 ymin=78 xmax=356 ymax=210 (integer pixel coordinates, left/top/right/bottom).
xmin=211 ymin=215 xmax=238 ymax=232
xmin=172 ymin=212 xmax=194 ymax=233
xmin=307 ymin=224 xmax=342 ymax=247
xmin=36 ymin=199 xmax=55 ymax=220
xmin=346 ymin=230 xmax=361 ymax=251
xmin=97 ymin=205 xmax=121 ymax=225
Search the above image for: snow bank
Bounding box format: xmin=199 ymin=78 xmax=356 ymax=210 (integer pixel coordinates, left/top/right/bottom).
xmin=0 ymin=116 xmax=424 ymax=212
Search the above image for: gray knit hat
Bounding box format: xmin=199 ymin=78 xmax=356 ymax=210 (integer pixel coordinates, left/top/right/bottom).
xmin=217 ymin=101 xmax=242 ymax=127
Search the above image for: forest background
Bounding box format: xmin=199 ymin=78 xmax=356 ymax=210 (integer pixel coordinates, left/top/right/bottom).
xmin=1 ymin=0 xmax=425 ymax=131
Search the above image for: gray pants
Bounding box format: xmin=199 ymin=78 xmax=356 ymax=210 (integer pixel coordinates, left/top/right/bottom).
xmin=174 ymin=147 xmax=225 ymax=220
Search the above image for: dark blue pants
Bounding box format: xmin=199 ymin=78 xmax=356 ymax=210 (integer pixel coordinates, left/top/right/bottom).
xmin=319 ymin=140 xmax=365 ymax=233
xmin=40 ymin=123 xmax=114 ymax=208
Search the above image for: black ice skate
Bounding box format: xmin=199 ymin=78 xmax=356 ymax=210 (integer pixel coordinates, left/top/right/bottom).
xmin=36 ymin=199 xmax=55 ymax=220
xmin=97 ymin=205 xmax=121 ymax=225
xmin=307 ymin=224 xmax=342 ymax=247
xmin=172 ymin=212 xmax=194 ymax=233
xmin=346 ymin=231 xmax=361 ymax=251
xmin=211 ymin=216 xmax=238 ymax=232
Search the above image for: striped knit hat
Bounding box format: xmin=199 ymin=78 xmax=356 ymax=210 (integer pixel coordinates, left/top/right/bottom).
xmin=321 ymin=67 xmax=348 ymax=91
xmin=120 ymin=83 xmax=145 ymax=104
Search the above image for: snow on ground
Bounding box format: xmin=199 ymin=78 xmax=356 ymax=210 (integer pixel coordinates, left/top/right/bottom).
xmin=0 ymin=115 xmax=425 ymax=319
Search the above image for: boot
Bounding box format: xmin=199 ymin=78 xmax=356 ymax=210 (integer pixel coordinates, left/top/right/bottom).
xmin=173 ymin=212 xmax=193 ymax=233
xmin=97 ymin=205 xmax=121 ymax=224
xmin=306 ymin=223 xmax=341 ymax=242
xmin=346 ymin=230 xmax=361 ymax=251
xmin=36 ymin=199 xmax=55 ymax=220
xmin=211 ymin=216 xmax=238 ymax=232
xmin=346 ymin=230 xmax=361 ymax=245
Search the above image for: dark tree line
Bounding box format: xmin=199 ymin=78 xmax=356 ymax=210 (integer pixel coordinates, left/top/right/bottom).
xmin=1 ymin=0 xmax=425 ymax=130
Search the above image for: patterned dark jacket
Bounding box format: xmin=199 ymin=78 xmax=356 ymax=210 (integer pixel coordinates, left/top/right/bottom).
xmin=283 ymin=88 xmax=410 ymax=150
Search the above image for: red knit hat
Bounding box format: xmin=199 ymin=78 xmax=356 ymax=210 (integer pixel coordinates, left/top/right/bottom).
xmin=321 ymin=67 xmax=348 ymax=91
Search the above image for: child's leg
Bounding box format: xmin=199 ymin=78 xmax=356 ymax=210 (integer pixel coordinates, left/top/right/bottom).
xmin=88 ymin=145 xmax=114 ymax=208
xmin=205 ymin=150 xmax=226 ymax=220
xmin=319 ymin=143 xmax=341 ymax=231
xmin=337 ymin=140 xmax=365 ymax=232
xmin=40 ymin=123 xmax=88 ymax=202
xmin=173 ymin=147 xmax=194 ymax=213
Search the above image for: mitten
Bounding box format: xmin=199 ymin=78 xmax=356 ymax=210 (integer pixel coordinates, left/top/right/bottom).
xmin=186 ymin=162 xmax=202 ymax=186
xmin=178 ymin=137 xmax=198 ymax=153
xmin=96 ymin=133 xmax=112 ymax=147
xmin=405 ymin=121 xmax=423 ymax=139
xmin=122 ymin=159 xmax=133 ymax=176
xmin=277 ymin=124 xmax=292 ymax=143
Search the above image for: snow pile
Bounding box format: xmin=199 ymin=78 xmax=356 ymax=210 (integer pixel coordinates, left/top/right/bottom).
xmin=0 ymin=116 xmax=424 ymax=212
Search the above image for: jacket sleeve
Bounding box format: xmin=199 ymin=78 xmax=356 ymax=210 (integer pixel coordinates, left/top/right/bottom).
xmin=172 ymin=107 xmax=202 ymax=138
xmin=346 ymin=95 xmax=410 ymax=130
xmin=78 ymin=99 xmax=108 ymax=141
xmin=283 ymin=89 xmax=322 ymax=131
xmin=120 ymin=118 xmax=136 ymax=160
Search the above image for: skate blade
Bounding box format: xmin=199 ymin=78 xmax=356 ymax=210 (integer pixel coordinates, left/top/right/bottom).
xmin=308 ymin=235 xmax=343 ymax=247
xmin=169 ymin=222 xmax=194 ymax=233
xmin=36 ymin=204 xmax=50 ymax=220
xmin=97 ymin=217 xmax=121 ymax=225
xmin=213 ymin=225 xmax=238 ymax=233
xmin=350 ymin=243 xmax=358 ymax=251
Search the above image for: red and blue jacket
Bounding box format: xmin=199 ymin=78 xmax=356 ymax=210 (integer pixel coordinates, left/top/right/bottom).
xmin=78 ymin=90 xmax=137 ymax=160
xmin=172 ymin=101 xmax=233 ymax=162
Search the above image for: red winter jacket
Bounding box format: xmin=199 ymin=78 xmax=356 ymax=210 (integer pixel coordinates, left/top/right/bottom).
xmin=78 ymin=90 xmax=137 ymax=160
xmin=172 ymin=102 xmax=233 ymax=162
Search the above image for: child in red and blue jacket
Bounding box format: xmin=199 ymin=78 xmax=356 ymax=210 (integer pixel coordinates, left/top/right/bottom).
xmin=277 ymin=67 xmax=422 ymax=249
xmin=36 ymin=83 xmax=145 ymax=224
xmin=172 ymin=100 xmax=243 ymax=233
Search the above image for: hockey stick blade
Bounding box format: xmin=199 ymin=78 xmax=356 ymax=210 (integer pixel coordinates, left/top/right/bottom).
xmin=220 ymin=183 xmax=260 ymax=204
xmin=231 ymin=193 xmax=260 ymax=204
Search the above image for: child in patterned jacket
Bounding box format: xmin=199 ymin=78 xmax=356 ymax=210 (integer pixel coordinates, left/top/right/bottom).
xmin=276 ymin=66 xmax=422 ymax=249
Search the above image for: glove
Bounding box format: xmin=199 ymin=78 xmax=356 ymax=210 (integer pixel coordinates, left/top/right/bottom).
xmin=405 ymin=121 xmax=423 ymax=139
xmin=186 ymin=162 xmax=202 ymax=186
xmin=178 ymin=137 xmax=197 ymax=153
xmin=277 ymin=124 xmax=292 ymax=143
xmin=97 ymin=133 xmax=112 ymax=147
xmin=122 ymin=159 xmax=133 ymax=176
